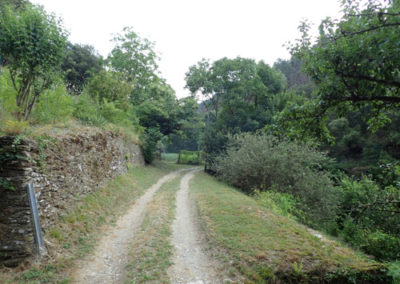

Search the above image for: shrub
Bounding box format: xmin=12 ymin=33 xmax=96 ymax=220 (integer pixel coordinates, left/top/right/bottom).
xmin=32 ymin=85 xmax=74 ymax=124
xmin=254 ymin=190 xmax=303 ymax=219
xmin=1 ymin=119 xmax=28 ymax=134
xmin=338 ymin=176 xmax=400 ymax=238
xmin=177 ymin=150 xmax=202 ymax=165
xmin=336 ymin=176 xmax=400 ymax=261
xmin=99 ymin=99 xmax=131 ymax=126
xmin=215 ymin=133 xmax=338 ymax=225
xmin=0 ymin=68 xmax=18 ymax=121
xmin=387 ymin=262 xmax=400 ymax=283
xmin=73 ymin=93 xmax=106 ymax=126
xmin=363 ymin=231 xmax=400 ymax=260
xmin=141 ymin=127 xmax=162 ymax=164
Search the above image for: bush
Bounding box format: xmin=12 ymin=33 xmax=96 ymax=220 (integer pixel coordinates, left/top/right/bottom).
xmin=363 ymin=231 xmax=400 ymax=260
xmin=0 ymin=119 xmax=28 ymax=134
xmin=32 ymin=85 xmax=74 ymax=124
xmin=73 ymin=93 xmax=107 ymax=126
xmin=254 ymin=190 xmax=303 ymax=219
xmin=0 ymin=68 xmax=18 ymax=121
xmin=141 ymin=127 xmax=162 ymax=164
xmin=336 ymin=176 xmax=400 ymax=261
xmin=99 ymin=99 xmax=131 ymax=126
xmin=387 ymin=262 xmax=400 ymax=283
xmin=215 ymin=133 xmax=338 ymax=226
xmin=177 ymin=150 xmax=202 ymax=165
xmin=338 ymin=176 xmax=400 ymax=237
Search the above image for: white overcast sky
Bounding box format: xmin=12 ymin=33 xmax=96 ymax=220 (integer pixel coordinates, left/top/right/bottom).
xmin=31 ymin=0 xmax=342 ymax=98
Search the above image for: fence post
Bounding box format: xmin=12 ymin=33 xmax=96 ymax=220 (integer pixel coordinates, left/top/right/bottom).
xmin=26 ymin=184 xmax=47 ymax=256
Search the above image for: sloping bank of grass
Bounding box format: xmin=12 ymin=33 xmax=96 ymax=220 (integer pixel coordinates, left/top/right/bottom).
xmin=0 ymin=161 xmax=187 ymax=284
xmin=190 ymin=172 xmax=390 ymax=283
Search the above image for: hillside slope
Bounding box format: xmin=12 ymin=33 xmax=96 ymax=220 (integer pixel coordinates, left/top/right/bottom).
xmin=190 ymin=172 xmax=390 ymax=283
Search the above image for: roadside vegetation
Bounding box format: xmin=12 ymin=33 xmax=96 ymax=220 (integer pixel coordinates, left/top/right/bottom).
xmin=0 ymin=163 xmax=185 ymax=283
xmin=1 ymin=0 xmax=400 ymax=282
xmin=190 ymin=172 xmax=390 ymax=283
xmin=181 ymin=0 xmax=400 ymax=277
xmin=0 ymin=0 xmax=200 ymax=164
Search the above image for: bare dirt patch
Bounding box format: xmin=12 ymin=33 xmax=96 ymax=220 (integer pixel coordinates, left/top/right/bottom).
xmin=71 ymin=169 xmax=186 ymax=284
xmin=168 ymin=169 xmax=221 ymax=284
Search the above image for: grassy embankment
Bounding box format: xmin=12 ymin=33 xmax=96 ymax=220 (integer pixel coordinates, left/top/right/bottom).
xmin=190 ymin=172 xmax=390 ymax=283
xmin=0 ymin=161 xmax=187 ymax=284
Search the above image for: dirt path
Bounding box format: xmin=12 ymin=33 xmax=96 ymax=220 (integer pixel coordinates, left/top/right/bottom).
xmin=71 ymin=169 xmax=186 ymax=284
xmin=168 ymin=169 xmax=221 ymax=284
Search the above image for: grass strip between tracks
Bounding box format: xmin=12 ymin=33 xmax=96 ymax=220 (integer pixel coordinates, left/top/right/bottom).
xmin=124 ymin=173 xmax=183 ymax=283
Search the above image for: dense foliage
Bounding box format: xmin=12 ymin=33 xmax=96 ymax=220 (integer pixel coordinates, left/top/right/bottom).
xmin=0 ymin=4 xmax=67 ymax=119
xmin=1 ymin=0 xmax=400 ymax=274
xmin=185 ymin=57 xmax=286 ymax=171
xmin=61 ymin=43 xmax=102 ymax=94
xmin=182 ymin=0 xmax=400 ymax=265
xmin=0 ymin=2 xmax=198 ymax=163
xmin=215 ymin=133 xmax=337 ymax=226
xmin=287 ymin=0 xmax=400 ymax=135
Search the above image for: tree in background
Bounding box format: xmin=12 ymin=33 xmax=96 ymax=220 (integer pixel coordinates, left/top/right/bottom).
xmin=86 ymin=70 xmax=131 ymax=111
xmin=0 ymin=0 xmax=29 ymax=11
xmin=107 ymin=27 xmax=159 ymax=105
xmin=61 ymin=43 xmax=102 ymax=94
xmin=273 ymin=57 xmax=315 ymax=97
xmin=0 ymin=5 xmax=67 ymax=120
xmin=186 ymin=57 xmax=286 ymax=171
xmin=137 ymin=79 xmax=181 ymax=163
xmin=165 ymin=97 xmax=204 ymax=152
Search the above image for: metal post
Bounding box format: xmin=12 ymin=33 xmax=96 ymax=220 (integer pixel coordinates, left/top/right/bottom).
xmin=27 ymin=184 xmax=46 ymax=256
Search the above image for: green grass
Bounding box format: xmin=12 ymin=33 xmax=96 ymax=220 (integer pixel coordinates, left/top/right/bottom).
xmin=190 ymin=172 xmax=390 ymax=283
xmin=161 ymin=152 xmax=179 ymax=163
xmin=0 ymin=162 xmax=187 ymax=284
xmin=125 ymin=173 xmax=183 ymax=283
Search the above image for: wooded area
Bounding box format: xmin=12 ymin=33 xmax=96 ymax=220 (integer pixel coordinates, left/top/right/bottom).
xmin=1 ymin=0 xmax=400 ymax=281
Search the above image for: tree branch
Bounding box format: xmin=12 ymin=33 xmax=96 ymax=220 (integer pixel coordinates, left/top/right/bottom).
xmin=339 ymin=22 xmax=400 ymax=37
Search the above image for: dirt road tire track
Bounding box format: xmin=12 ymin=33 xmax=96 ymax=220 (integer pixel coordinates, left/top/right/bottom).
xmin=71 ymin=169 xmax=187 ymax=284
xmin=168 ymin=169 xmax=221 ymax=284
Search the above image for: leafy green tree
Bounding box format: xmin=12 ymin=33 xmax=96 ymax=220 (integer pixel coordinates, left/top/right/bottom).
xmin=166 ymin=97 xmax=204 ymax=152
xmin=0 ymin=5 xmax=67 ymax=120
xmin=291 ymin=0 xmax=400 ymax=129
xmin=186 ymin=57 xmax=286 ymax=170
xmin=86 ymin=70 xmax=132 ymax=111
xmin=273 ymin=57 xmax=315 ymax=97
xmin=61 ymin=42 xmax=102 ymax=94
xmin=0 ymin=0 xmax=29 ymax=11
xmin=137 ymin=79 xmax=179 ymax=135
xmin=107 ymin=27 xmax=159 ymax=104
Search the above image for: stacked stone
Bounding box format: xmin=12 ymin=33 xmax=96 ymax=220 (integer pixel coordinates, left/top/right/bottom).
xmin=0 ymin=136 xmax=35 ymax=267
xmin=0 ymin=131 xmax=144 ymax=267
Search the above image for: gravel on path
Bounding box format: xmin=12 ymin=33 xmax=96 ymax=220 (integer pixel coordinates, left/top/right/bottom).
xmin=71 ymin=169 xmax=187 ymax=284
xmin=168 ymin=169 xmax=221 ymax=284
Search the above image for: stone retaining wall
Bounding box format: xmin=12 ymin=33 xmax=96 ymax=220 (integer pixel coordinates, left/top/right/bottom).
xmin=0 ymin=130 xmax=144 ymax=266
